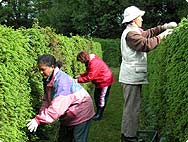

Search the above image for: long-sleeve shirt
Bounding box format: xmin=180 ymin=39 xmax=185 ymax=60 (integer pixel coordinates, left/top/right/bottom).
xmin=126 ymin=26 xmax=164 ymax=52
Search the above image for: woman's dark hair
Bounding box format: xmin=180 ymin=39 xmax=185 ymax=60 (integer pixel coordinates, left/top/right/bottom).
xmin=37 ymin=54 xmax=62 ymax=68
xmin=77 ymin=51 xmax=90 ymax=63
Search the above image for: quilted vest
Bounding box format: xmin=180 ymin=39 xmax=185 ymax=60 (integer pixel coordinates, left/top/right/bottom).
xmin=119 ymin=24 xmax=149 ymax=84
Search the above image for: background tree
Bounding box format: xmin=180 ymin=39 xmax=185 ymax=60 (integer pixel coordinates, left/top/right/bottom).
xmin=0 ymin=0 xmax=37 ymax=28
xmin=0 ymin=0 xmax=188 ymax=38
xmin=35 ymin=0 xmax=124 ymax=38
xmin=36 ymin=0 xmax=188 ymax=38
xmin=137 ymin=0 xmax=186 ymax=28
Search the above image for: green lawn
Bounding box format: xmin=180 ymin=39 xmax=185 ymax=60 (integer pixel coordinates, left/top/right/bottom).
xmin=88 ymin=67 xmax=124 ymax=142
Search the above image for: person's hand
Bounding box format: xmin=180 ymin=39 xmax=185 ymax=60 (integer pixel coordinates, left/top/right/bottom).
xmin=158 ymin=29 xmax=174 ymax=39
xmin=27 ymin=119 xmax=38 ymax=132
xmin=162 ymin=22 xmax=177 ymax=29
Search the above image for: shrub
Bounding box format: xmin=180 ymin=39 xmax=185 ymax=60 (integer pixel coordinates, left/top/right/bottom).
xmin=141 ymin=18 xmax=188 ymax=142
xmin=0 ymin=24 xmax=102 ymax=142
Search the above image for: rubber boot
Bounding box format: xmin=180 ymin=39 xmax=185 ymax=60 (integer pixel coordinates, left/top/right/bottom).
xmin=121 ymin=134 xmax=138 ymax=142
xmin=92 ymin=107 xmax=104 ymax=121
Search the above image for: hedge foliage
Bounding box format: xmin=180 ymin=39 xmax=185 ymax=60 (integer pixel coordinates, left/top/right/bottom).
xmin=0 ymin=24 xmax=102 ymax=142
xmin=141 ymin=18 xmax=188 ymax=142
xmin=94 ymin=38 xmax=121 ymax=67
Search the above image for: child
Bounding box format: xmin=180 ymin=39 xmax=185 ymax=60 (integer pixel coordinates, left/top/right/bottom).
xmin=27 ymin=54 xmax=95 ymax=142
xmin=75 ymin=51 xmax=114 ymax=121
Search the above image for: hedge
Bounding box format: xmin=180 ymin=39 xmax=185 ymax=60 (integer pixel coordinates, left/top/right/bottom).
xmin=93 ymin=38 xmax=121 ymax=67
xmin=141 ymin=18 xmax=188 ymax=142
xmin=0 ymin=24 xmax=102 ymax=142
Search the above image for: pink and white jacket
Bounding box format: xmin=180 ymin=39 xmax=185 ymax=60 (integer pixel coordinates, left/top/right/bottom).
xmin=35 ymin=67 xmax=95 ymax=126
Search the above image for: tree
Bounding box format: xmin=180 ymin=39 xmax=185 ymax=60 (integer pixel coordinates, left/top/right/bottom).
xmin=35 ymin=0 xmax=126 ymax=38
xmin=0 ymin=0 xmax=188 ymax=38
xmin=138 ymin=0 xmax=184 ymax=29
xmin=36 ymin=0 xmax=188 ymax=38
xmin=0 ymin=0 xmax=38 ymax=28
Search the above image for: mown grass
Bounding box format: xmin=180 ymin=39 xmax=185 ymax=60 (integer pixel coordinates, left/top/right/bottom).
xmin=88 ymin=67 xmax=123 ymax=142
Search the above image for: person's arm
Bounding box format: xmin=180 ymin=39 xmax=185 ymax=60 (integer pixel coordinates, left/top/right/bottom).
xmin=77 ymin=60 xmax=98 ymax=83
xmin=35 ymin=95 xmax=72 ymax=124
xmin=126 ymin=30 xmax=161 ymax=52
xmin=142 ymin=26 xmax=164 ymax=38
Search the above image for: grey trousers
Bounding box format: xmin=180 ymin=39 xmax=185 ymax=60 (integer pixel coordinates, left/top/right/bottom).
xmin=121 ymin=84 xmax=142 ymax=137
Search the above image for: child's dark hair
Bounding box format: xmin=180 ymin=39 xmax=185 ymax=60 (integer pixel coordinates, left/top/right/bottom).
xmin=37 ymin=54 xmax=62 ymax=68
xmin=77 ymin=51 xmax=90 ymax=63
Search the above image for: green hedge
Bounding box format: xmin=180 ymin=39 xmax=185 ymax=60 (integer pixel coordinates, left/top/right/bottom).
xmin=0 ymin=24 xmax=102 ymax=142
xmin=141 ymin=18 xmax=188 ymax=142
xmin=94 ymin=38 xmax=121 ymax=67
xmin=0 ymin=25 xmax=35 ymax=142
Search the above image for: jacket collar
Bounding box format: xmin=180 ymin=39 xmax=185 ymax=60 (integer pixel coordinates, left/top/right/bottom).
xmin=47 ymin=67 xmax=60 ymax=87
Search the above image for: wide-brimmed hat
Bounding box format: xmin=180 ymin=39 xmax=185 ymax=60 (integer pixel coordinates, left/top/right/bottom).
xmin=122 ymin=6 xmax=145 ymax=23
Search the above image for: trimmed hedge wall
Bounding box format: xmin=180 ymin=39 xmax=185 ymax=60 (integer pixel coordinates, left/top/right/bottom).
xmin=93 ymin=38 xmax=121 ymax=67
xmin=141 ymin=18 xmax=188 ymax=142
xmin=0 ymin=24 xmax=102 ymax=142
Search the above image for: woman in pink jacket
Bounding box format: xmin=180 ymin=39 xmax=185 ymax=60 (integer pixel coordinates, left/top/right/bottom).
xmin=27 ymin=54 xmax=95 ymax=142
xmin=75 ymin=51 xmax=114 ymax=121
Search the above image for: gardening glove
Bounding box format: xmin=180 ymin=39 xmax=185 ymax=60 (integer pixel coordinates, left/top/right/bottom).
xmin=27 ymin=119 xmax=38 ymax=132
xmin=74 ymin=79 xmax=78 ymax=83
xmin=158 ymin=29 xmax=173 ymax=39
xmin=162 ymin=22 xmax=177 ymax=29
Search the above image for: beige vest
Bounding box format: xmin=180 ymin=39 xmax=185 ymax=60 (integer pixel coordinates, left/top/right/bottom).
xmin=119 ymin=24 xmax=148 ymax=84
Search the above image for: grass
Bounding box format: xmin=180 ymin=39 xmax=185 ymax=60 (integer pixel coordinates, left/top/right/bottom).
xmin=88 ymin=67 xmax=124 ymax=142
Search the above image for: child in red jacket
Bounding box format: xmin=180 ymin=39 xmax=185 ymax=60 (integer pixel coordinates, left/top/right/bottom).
xmin=75 ymin=51 xmax=114 ymax=121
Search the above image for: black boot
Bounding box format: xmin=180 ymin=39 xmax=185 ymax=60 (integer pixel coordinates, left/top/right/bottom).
xmin=92 ymin=107 xmax=104 ymax=121
xmin=121 ymin=134 xmax=138 ymax=142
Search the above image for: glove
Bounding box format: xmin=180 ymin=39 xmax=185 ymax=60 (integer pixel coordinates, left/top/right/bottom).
xmin=158 ymin=29 xmax=173 ymax=39
xmin=27 ymin=119 xmax=38 ymax=132
xmin=74 ymin=79 xmax=78 ymax=83
xmin=162 ymin=22 xmax=177 ymax=29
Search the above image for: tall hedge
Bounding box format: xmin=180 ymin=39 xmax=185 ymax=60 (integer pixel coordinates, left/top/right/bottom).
xmin=0 ymin=24 xmax=102 ymax=142
xmin=0 ymin=25 xmax=35 ymax=142
xmin=93 ymin=38 xmax=121 ymax=67
xmin=141 ymin=18 xmax=188 ymax=142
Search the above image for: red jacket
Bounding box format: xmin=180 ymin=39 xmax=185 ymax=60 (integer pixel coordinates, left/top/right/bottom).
xmin=78 ymin=54 xmax=114 ymax=88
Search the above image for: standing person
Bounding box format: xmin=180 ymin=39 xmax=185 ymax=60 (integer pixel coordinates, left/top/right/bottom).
xmin=119 ymin=6 xmax=177 ymax=142
xmin=75 ymin=51 xmax=114 ymax=121
xmin=27 ymin=54 xmax=95 ymax=142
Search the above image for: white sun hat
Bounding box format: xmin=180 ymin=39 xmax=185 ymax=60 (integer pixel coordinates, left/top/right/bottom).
xmin=122 ymin=6 xmax=145 ymax=23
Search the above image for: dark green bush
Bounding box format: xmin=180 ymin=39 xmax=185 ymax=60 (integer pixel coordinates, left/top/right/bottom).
xmin=93 ymin=38 xmax=120 ymax=67
xmin=141 ymin=18 xmax=188 ymax=142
